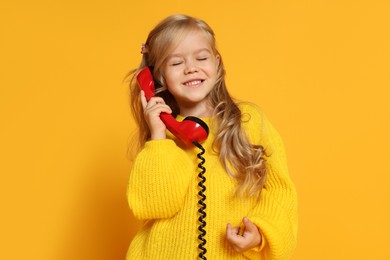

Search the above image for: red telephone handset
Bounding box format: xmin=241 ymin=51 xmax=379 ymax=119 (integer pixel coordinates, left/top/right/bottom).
xmin=136 ymin=67 xmax=209 ymax=146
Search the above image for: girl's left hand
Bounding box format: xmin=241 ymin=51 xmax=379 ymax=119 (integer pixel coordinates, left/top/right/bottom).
xmin=226 ymin=217 xmax=262 ymax=253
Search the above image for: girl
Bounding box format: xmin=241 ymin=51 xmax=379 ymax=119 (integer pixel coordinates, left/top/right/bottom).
xmin=127 ymin=14 xmax=298 ymax=260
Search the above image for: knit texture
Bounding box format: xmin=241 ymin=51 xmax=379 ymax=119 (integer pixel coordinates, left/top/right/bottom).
xmin=127 ymin=103 xmax=298 ymax=260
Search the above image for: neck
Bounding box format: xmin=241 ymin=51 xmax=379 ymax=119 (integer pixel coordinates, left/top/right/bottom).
xmin=178 ymin=101 xmax=213 ymax=118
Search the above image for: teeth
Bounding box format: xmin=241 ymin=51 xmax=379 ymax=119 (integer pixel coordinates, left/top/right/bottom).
xmin=185 ymin=80 xmax=202 ymax=86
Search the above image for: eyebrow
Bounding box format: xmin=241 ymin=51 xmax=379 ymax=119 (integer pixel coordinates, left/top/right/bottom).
xmin=168 ymin=48 xmax=212 ymax=59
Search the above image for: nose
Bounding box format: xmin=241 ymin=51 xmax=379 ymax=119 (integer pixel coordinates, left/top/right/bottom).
xmin=184 ymin=60 xmax=198 ymax=74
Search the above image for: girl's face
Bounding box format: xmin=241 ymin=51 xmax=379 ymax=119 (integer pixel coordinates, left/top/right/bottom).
xmin=161 ymin=29 xmax=220 ymax=116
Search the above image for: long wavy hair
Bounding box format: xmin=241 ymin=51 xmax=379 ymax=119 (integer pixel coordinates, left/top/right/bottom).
xmin=127 ymin=14 xmax=267 ymax=197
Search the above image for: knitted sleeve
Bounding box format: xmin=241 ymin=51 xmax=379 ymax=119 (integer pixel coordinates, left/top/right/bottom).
xmin=127 ymin=139 xmax=194 ymax=220
xmin=240 ymin=103 xmax=298 ymax=260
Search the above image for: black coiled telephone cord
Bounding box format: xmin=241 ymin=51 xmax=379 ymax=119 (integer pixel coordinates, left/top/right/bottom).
xmin=193 ymin=141 xmax=207 ymax=260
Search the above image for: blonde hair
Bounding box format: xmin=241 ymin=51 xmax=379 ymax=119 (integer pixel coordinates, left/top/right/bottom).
xmin=127 ymin=14 xmax=266 ymax=197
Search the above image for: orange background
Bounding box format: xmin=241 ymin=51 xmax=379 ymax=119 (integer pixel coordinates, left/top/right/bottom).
xmin=1 ymin=0 xmax=389 ymax=259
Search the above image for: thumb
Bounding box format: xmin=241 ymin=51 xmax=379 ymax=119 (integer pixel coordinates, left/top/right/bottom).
xmin=140 ymin=90 xmax=148 ymax=109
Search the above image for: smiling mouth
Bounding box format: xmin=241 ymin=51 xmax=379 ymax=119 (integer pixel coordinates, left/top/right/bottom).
xmin=183 ymin=80 xmax=204 ymax=87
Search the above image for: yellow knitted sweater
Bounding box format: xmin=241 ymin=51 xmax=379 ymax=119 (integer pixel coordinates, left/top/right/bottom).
xmin=127 ymin=103 xmax=298 ymax=260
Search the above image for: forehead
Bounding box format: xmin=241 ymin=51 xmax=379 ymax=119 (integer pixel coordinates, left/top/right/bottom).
xmin=169 ymin=29 xmax=213 ymax=54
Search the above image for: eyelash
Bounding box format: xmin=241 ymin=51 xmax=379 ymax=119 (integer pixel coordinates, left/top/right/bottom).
xmin=171 ymin=57 xmax=208 ymax=66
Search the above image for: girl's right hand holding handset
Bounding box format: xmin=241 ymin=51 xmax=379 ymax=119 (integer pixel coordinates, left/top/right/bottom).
xmin=140 ymin=90 xmax=172 ymax=141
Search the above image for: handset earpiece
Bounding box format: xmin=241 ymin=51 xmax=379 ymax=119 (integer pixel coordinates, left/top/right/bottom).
xmin=136 ymin=67 xmax=209 ymax=146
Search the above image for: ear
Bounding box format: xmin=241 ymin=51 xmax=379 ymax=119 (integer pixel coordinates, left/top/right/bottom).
xmin=153 ymin=67 xmax=165 ymax=89
xmin=215 ymin=54 xmax=221 ymax=68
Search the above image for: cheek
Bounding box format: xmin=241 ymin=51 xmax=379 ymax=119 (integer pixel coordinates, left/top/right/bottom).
xmin=169 ymin=70 xmax=185 ymax=85
xmin=163 ymin=75 xmax=180 ymax=93
xmin=161 ymin=68 xmax=172 ymax=86
xmin=207 ymin=59 xmax=219 ymax=74
xmin=164 ymin=72 xmax=177 ymax=86
xmin=208 ymin=64 xmax=218 ymax=78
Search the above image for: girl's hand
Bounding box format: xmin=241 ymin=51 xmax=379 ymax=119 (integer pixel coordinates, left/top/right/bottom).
xmin=140 ymin=90 xmax=172 ymax=140
xmin=226 ymin=217 xmax=262 ymax=253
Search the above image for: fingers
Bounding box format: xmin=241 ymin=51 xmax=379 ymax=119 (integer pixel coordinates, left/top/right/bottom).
xmin=226 ymin=223 xmax=245 ymax=251
xmin=143 ymin=102 xmax=172 ymax=119
xmin=242 ymin=217 xmax=258 ymax=235
xmin=227 ymin=217 xmax=256 ymax=238
xmin=226 ymin=223 xmax=232 ymax=234
xmin=140 ymin=90 xmax=168 ymax=110
xmin=139 ymin=91 xmax=172 ymax=140
xmin=226 ymin=223 xmax=240 ymax=237
xmin=226 ymin=217 xmax=262 ymax=253
xmin=140 ymin=91 xmax=172 ymax=116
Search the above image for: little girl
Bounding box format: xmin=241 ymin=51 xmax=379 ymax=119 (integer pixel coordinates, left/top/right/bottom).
xmin=127 ymin=14 xmax=298 ymax=260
